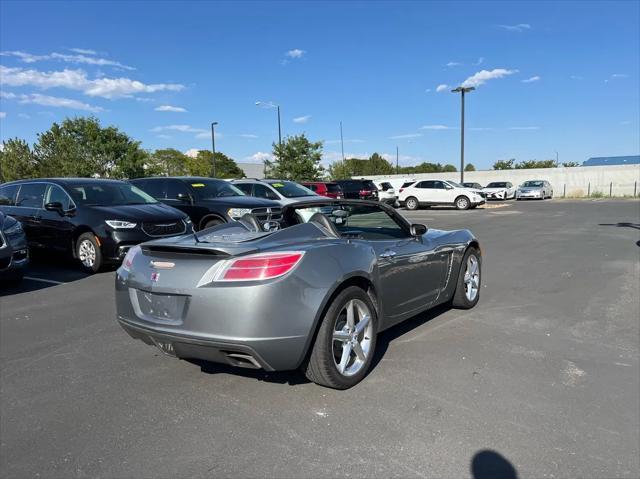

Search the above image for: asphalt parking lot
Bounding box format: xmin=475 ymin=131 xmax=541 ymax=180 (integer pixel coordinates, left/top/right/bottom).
xmin=1 ymin=199 xmax=639 ymax=478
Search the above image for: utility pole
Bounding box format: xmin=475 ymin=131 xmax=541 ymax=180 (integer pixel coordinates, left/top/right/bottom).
xmin=277 ymin=105 xmax=282 ymax=146
xmin=211 ymin=121 xmax=218 ymax=177
xmin=451 ymin=86 xmax=475 ymax=183
xmin=555 ymin=151 xmax=559 ymax=167
xmin=340 ymin=121 xmax=345 ymax=178
xmin=396 ymin=145 xmax=399 ymax=175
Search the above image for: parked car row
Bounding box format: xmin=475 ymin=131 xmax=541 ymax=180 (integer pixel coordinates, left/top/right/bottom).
xmin=395 ymin=178 xmax=554 ymax=210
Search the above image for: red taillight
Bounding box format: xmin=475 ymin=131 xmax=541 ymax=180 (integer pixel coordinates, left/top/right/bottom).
xmin=359 ymin=189 xmax=370 ymax=196
xmin=216 ymin=252 xmax=304 ymax=282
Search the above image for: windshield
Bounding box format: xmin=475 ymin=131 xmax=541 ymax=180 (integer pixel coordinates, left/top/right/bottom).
xmin=68 ymin=182 xmax=157 ymax=206
xmin=447 ymin=181 xmax=462 ymax=188
xmin=401 ymin=181 xmax=415 ymax=188
xmin=487 ymin=182 xmax=508 ymax=188
xmin=268 ymin=181 xmax=316 ymax=198
xmin=326 ymin=183 xmax=342 ymax=193
xmin=189 ymin=180 xmax=245 ymax=199
xmin=522 ymin=181 xmax=544 ymax=188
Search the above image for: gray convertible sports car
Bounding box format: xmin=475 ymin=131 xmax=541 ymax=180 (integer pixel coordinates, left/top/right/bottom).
xmin=116 ymin=200 xmax=481 ymax=389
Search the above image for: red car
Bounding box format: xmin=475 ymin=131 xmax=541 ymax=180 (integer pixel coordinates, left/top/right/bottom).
xmin=301 ymin=182 xmax=344 ymax=199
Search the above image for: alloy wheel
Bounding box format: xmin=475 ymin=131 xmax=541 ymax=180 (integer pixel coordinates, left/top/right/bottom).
xmin=78 ymin=239 xmax=96 ymax=268
xmin=463 ymin=255 xmax=480 ymax=301
xmin=332 ymin=299 xmax=373 ymax=377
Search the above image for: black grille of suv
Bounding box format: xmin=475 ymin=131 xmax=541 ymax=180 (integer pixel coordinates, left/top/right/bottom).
xmin=251 ymin=207 xmax=283 ymax=223
xmin=142 ymin=221 xmax=186 ymax=237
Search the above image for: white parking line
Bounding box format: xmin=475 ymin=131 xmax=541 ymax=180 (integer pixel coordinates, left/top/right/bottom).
xmin=23 ymin=276 xmax=64 ymax=285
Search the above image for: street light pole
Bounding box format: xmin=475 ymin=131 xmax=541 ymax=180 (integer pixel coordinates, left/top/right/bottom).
xmin=451 ymin=86 xmax=475 ymax=183
xmin=277 ymin=105 xmax=282 ymax=146
xmin=555 ymin=151 xmax=559 ymax=167
xmin=255 ymin=101 xmax=282 ymax=147
xmin=340 ymin=121 xmax=345 ymax=178
xmin=211 ymin=121 xmax=218 ymax=177
xmin=396 ymin=145 xmax=399 ymax=175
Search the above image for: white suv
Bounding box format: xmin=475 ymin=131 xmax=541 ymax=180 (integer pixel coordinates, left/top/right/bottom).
xmin=399 ymin=179 xmax=485 ymax=210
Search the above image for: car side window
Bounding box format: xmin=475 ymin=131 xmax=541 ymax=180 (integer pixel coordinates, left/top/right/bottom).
xmin=138 ymin=180 xmax=166 ymax=199
xmin=16 ymin=183 xmax=46 ymax=208
xmin=254 ymin=184 xmax=279 ymax=200
xmin=432 ymin=181 xmax=446 ymax=189
xmin=165 ymin=180 xmax=190 ymax=200
xmin=308 ymin=184 xmax=317 ymax=192
xmin=0 ymin=184 xmax=19 ymax=206
xmin=416 ymin=181 xmax=432 ymax=189
xmin=45 ymin=184 xmax=74 ymax=210
xmin=235 ymin=183 xmax=253 ymax=195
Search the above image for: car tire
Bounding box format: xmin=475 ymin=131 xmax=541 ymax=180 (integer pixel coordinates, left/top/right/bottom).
xmin=304 ymin=286 xmax=378 ymax=389
xmin=201 ymin=217 xmax=225 ymax=230
xmin=452 ymin=247 xmax=481 ymax=309
xmin=455 ymin=196 xmax=470 ymax=210
xmin=405 ymin=197 xmax=419 ymax=210
xmin=76 ymin=233 xmax=103 ymax=273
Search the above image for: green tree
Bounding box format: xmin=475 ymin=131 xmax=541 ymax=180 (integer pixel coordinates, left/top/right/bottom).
xmin=562 ymin=162 xmax=580 ymax=167
xmin=515 ymin=159 xmax=556 ymax=169
xmin=442 ymin=164 xmax=457 ymax=172
xmin=147 ymin=149 xmax=189 ymax=176
xmin=0 ymin=138 xmax=36 ymax=182
xmin=464 ymin=163 xmax=476 ymax=171
xmin=195 ymin=151 xmax=245 ymax=179
xmin=266 ymin=134 xmax=324 ymax=180
xmin=32 ymin=116 xmax=146 ymax=179
xmin=493 ymin=159 xmax=515 ymax=170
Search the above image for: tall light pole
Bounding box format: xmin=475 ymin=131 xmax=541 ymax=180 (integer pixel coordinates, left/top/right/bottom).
xmin=211 ymin=121 xmax=218 ymax=177
xmin=340 ymin=121 xmax=345 ymax=178
xmin=555 ymin=151 xmax=559 ymax=167
xmin=255 ymin=101 xmax=282 ymax=146
xmin=396 ymin=145 xmax=399 ymax=175
xmin=451 ymin=86 xmax=475 ymax=183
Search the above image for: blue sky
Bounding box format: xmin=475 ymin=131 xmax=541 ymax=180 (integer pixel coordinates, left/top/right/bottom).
xmin=0 ymin=0 xmax=638 ymax=170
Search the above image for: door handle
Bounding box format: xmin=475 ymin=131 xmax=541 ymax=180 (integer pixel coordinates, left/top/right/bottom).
xmin=380 ymin=250 xmax=397 ymax=259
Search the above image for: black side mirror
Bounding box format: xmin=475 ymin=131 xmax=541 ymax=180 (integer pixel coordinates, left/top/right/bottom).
xmin=177 ymin=193 xmax=192 ymax=203
xmin=410 ymin=223 xmax=427 ymax=236
xmin=44 ymin=201 xmax=64 ymax=213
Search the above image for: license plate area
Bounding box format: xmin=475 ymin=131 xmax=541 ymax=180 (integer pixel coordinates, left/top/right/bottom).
xmin=129 ymin=288 xmax=189 ymax=324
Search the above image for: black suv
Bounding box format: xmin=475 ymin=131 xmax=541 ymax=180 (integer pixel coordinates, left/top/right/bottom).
xmin=334 ymin=179 xmax=379 ymax=200
xmin=0 ymin=178 xmax=191 ymax=272
xmin=129 ymin=177 xmax=282 ymax=231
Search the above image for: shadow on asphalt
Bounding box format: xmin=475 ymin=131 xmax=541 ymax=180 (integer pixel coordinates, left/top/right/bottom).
xmin=0 ymin=250 xmax=114 ymax=297
xmin=471 ymin=449 xmax=519 ymax=479
xmin=188 ymin=303 xmax=451 ymax=387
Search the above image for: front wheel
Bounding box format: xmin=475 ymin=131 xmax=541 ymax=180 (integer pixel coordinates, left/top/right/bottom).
xmin=452 ymin=247 xmax=481 ymax=309
xmin=405 ymin=197 xmax=419 ymax=210
xmin=201 ymin=217 xmax=225 ymax=230
xmin=455 ymin=196 xmax=470 ymax=210
xmin=76 ymin=233 xmax=103 ymax=273
xmin=304 ymin=286 xmax=378 ymax=389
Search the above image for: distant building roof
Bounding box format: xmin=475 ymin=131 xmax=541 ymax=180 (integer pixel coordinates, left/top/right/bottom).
xmin=583 ymin=155 xmax=640 ymax=166
xmin=236 ymin=162 xmax=265 ymax=179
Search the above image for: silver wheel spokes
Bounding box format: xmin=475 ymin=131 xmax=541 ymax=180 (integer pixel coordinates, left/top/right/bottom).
xmin=332 ymin=299 xmax=373 ymax=377
xmin=78 ymin=239 xmax=96 ymax=267
xmin=463 ymin=255 xmax=480 ymax=301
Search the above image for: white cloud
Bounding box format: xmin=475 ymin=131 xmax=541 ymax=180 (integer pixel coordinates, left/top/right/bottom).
xmin=246 ymin=151 xmax=273 ymax=163
xmin=293 ymin=115 xmax=311 ymax=124
xmin=522 ymin=75 xmax=541 ymax=83
xmin=461 ymin=68 xmax=518 ymax=88
xmin=424 ymin=88 xmax=431 ymax=93
xmin=420 ymin=124 xmax=453 ymax=130
xmin=18 ymin=113 xmax=30 ymax=119
xmin=475 ymin=57 xmax=484 ymax=65
xmin=570 ymin=75 xmax=583 ymax=80
xmin=2 ymin=90 xmax=102 ymax=112
xmin=0 ymin=66 xmax=184 ymax=99
xmin=155 ymin=105 xmax=187 ymax=112
xmin=469 ymin=127 xmax=493 ymax=131
xmin=498 ymin=23 xmax=531 ymax=32
xmin=0 ymin=50 xmax=134 ymax=70
xmin=238 ymin=133 xmax=258 ymax=139
xmin=286 ymin=49 xmax=306 ymax=59
xmin=0 ymin=112 xmax=6 ymax=119
xmin=324 ymin=138 xmax=365 ymax=145
xmin=446 ymin=61 xmax=462 ymax=67
xmin=436 ymin=84 xmax=449 ymax=92
xmin=69 ymin=48 xmax=97 ymax=55
xmin=389 ymin=133 xmax=423 ymax=139
xmin=152 ymin=124 xmax=212 ymax=140
xmin=16 ymin=93 xmax=104 ymax=112
xmin=605 ymin=73 xmax=629 ymax=82
xmin=508 ymin=126 xmax=540 ymax=130
xmin=620 ymin=120 xmax=632 ymax=125
xmin=156 ymin=134 xmax=172 ymax=139
xmin=195 ymin=132 xmax=212 ymax=139
xmin=184 ymin=148 xmax=200 ymax=158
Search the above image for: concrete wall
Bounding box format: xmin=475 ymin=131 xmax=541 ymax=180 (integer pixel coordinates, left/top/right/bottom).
xmin=363 ymin=164 xmax=640 ymax=197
